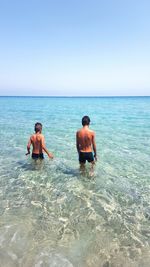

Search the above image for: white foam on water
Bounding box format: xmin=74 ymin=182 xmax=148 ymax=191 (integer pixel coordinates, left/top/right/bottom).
xmin=34 ymin=252 xmax=73 ymax=267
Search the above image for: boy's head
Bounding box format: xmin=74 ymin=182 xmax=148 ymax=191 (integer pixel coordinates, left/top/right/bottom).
xmin=34 ymin=122 xmax=42 ymax=133
xmin=82 ymin=116 xmax=90 ymax=126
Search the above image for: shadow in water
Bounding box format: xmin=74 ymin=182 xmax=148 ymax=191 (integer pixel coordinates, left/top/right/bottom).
xmin=17 ymin=159 xmax=44 ymax=171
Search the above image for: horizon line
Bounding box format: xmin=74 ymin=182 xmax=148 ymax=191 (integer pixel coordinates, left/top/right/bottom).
xmin=0 ymin=95 xmax=150 ymax=98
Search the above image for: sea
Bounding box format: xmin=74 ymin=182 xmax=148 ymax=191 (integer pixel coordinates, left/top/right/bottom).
xmin=0 ymin=96 xmax=150 ymax=267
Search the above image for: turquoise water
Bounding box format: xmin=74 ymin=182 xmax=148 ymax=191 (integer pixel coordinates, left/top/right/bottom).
xmin=0 ymin=96 xmax=150 ymax=267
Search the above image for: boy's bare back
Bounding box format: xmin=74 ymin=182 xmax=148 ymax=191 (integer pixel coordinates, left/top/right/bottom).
xmin=76 ymin=127 xmax=95 ymax=153
xmin=30 ymin=133 xmax=45 ymax=154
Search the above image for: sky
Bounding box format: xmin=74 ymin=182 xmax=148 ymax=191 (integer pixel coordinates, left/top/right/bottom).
xmin=0 ymin=0 xmax=150 ymax=96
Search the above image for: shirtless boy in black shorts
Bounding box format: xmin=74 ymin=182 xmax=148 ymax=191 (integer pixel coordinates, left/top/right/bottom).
xmin=76 ymin=116 xmax=97 ymax=170
xmin=26 ymin=122 xmax=53 ymax=159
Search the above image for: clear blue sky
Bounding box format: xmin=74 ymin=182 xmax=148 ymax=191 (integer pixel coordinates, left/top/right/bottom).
xmin=0 ymin=0 xmax=150 ymax=96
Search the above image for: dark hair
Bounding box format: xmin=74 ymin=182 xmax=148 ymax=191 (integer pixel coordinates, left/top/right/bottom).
xmin=82 ymin=116 xmax=90 ymax=126
xmin=34 ymin=122 xmax=42 ymax=133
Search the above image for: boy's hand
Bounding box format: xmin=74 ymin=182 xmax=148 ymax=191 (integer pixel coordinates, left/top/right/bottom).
xmin=48 ymin=153 xmax=54 ymax=159
xmin=25 ymin=152 xmax=30 ymax=156
xmin=94 ymin=154 xmax=97 ymax=161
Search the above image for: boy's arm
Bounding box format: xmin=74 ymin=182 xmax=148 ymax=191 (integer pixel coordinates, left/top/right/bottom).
xmin=92 ymin=132 xmax=97 ymax=161
xmin=41 ymin=136 xmax=53 ymax=159
xmin=76 ymin=132 xmax=80 ymax=154
xmin=26 ymin=137 xmax=32 ymax=155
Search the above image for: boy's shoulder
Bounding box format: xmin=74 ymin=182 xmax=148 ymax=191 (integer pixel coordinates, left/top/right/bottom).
xmin=77 ymin=128 xmax=95 ymax=135
xmin=76 ymin=128 xmax=83 ymax=134
xmin=89 ymin=129 xmax=95 ymax=134
xmin=31 ymin=133 xmax=44 ymax=139
xmin=39 ymin=133 xmax=44 ymax=137
xmin=76 ymin=128 xmax=81 ymax=133
xmin=87 ymin=129 xmax=95 ymax=138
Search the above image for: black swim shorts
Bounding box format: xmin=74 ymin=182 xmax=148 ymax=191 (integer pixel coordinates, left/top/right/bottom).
xmin=79 ymin=152 xmax=94 ymax=163
xmin=32 ymin=153 xmax=44 ymax=159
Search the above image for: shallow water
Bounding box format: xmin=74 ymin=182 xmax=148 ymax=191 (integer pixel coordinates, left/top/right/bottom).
xmin=0 ymin=96 xmax=150 ymax=267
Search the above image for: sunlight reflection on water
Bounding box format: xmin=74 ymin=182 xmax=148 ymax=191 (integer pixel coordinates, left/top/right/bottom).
xmin=0 ymin=97 xmax=150 ymax=266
